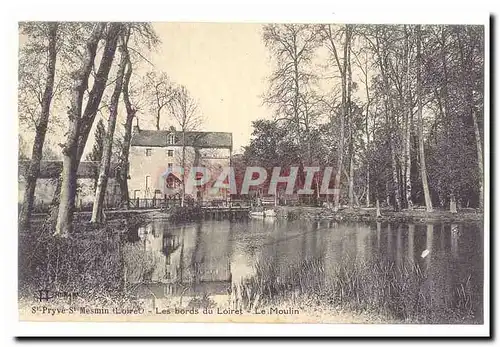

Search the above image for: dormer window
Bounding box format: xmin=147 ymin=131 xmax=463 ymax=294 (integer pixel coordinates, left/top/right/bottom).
xmin=167 ymin=133 xmax=175 ymax=145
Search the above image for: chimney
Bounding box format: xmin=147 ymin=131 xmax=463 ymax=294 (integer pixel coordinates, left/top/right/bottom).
xmin=133 ymin=117 xmax=140 ymax=134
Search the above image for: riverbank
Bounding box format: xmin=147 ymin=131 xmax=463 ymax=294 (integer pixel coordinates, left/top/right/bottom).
xmin=28 ymin=204 xmax=480 ymax=226
xmin=275 ymin=206 xmax=483 ymax=223
xmin=141 ymin=205 xmax=483 ymax=224
xmin=19 ymin=210 xmax=482 ymax=324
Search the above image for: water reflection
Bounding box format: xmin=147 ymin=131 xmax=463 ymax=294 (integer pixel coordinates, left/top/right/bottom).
xmin=124 ymin=219 xmax=483 ymax=322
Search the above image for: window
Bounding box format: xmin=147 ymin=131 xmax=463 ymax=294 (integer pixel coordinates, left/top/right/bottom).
xmin=167 ymin=149 xmax=174 ymax=157
xmin=145 ymin=176 xmax=151 ymax=190
xmin=168 ymin=163 xmax=173 ymax=169
xmin=145 ymin=148 xmax=152 ymax=156
xmin=166 ymin=176 xmax=174 ymax=188
xmin=167 ymin=134 xmax=175 ymax=145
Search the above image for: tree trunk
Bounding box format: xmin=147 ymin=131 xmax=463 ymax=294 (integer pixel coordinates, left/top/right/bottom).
xmin=374 ymin=30 xmax=401 ymax=211
xmin=365 ymin=91 xmax=370 ymax=208
xmin=334 ymin=121 xmax=344 ymax=212
xmin=440 ymin=29 xmax=453 ymax=202
xmin=380 ymin=53 xmax=401 ymax=211
xmin=450 ymin=194 xmax=457 ymax=213
xmin=181 ymin=132 xmax=186 ymax=207
xmin=333 ymin=128 xmax=344 ymax=211
xmin=405 ymin=109 xmax=413 ymax=210
xmin=19 ymin=23 xmax=58 ymax=230
xmin=404 ymin=25 xmax=413 ymax=210
xmin=456 ymin=28 xmax=483 ymax=210
xmin=119 ymin=54 xmax=135 ymax=209
xmin=333 ymin=25 xmax=351 ymax=212
xmin=55 ymin=156 xmax=79 ymax=236
xmin=360 ymin=49 xmax=371 ymax=208
xmin=47 ymin=177 xmax=62 ymax=225
xmin=391 ymin=141 xmax=402 ymax=211
xmin=54 ymin=23 xmax=106 ymax=237
xmin=348 ymin=151 xmax=355 ymax=208
xmin=76 ymin=23 xmax=122 ymax=163
xmin=346 ymin=33 xmax=355 ymax=209
xmin=91 ymin=36 xmax=128 ymax=223
xmin=416 ymin=25 xmax=433 ymax=212
xmin=472 ymin=108 xmax=484 ymax=210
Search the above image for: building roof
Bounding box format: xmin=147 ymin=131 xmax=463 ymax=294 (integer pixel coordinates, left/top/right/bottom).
xmin=160 ymin=167 xmax=183 ymax=181
xmin=18 ymin=161 xmax=122 ymax=179
xmin=131 ymin=130 xmax=233 ymax=149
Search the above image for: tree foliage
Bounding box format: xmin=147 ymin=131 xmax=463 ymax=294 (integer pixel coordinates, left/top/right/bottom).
xmin=250 ymin=23 xmax=484 ymax=209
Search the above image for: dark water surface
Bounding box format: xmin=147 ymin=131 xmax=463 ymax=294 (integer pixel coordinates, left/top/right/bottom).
xmin=124 ymin=218 xmax=483 ymax=322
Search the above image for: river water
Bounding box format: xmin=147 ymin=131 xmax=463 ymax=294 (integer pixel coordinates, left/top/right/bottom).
xmin=123 ymin=218 xmax=483 ymax=322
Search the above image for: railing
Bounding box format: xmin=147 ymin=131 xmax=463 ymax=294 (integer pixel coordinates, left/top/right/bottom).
xmin=128 ymin=197 xmax=182 ymax=210
xmin=261 ymin=196 xmax=277 ymax=206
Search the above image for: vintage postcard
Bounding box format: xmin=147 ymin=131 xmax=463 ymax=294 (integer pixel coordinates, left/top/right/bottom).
xmin=15 ymin=14 xmax=490 ymax=337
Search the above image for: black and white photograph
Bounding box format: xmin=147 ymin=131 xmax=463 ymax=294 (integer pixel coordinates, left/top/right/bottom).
xmin=11 ymin=9 xmax=490 ymax=338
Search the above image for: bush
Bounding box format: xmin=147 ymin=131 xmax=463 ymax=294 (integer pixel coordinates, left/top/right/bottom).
xmin=232 ymin=255 xmax=478 ymax=323
xmin=19 ymin=220 xmax=135 ymax=307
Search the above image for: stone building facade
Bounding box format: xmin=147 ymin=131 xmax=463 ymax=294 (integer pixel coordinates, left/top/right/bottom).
xmin=128 ymin=124 xmax=233 ymax=202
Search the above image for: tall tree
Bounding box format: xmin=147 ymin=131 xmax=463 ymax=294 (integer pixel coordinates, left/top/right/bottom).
xmin=86 ymin=118 xmax=106 ymax=163
xmin=362 ymin=25 xmax=404 ymax=211
xmin=455 ymin=26 xmax=484 ymax=210
xmin=145 ymin=71 xmax=176 ymax=130
xmin=19 ymin=22 xmax=59 ymax=230
xmin=403 ymin=25 xmax=414 ymax=210
xmin=86 ymin=118 xmax=106 ymax=189
xmin=168 ymin=85 xmax=202 ymax=206
xmin=352 ymin=38 xmax=374 ymax=207
xmin=345 ymin=25 xmax=355 ymax=208
xmin=91 ymin=30 xmax=130 ymax=223
xmin=416 ymin=25 xmax=433 ymax=212
xmin=320 ymin=24 xmax=353 ymax=211
xmin=115 ymin=23 xmax=159 ymax=208
xmin=263 ymin=24 xmax=320 ymax=168
xmin=75 ymin=23 xmax=123 ymax=163
xmin=54 ymin=22 xmax=111 ymax=237
xmin=117 ymin=53 xmax=136 ymax=209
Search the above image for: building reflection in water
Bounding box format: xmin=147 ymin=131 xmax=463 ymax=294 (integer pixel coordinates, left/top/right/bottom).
xmin=123 ymin=219 xmax=482 ymax=319
xmin=126 ymin=221 xmax=232 ymax=301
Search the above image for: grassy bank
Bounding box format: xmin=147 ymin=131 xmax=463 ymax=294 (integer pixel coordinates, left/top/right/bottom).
xmin=232 ymin=256 xmax=480 ymax=324
xmin=144 ymin=204 xmax=483 ymax=224
xmin=277 ymin=206 xmax=483 ymax=223
xmin=18 ymin=216 xmax=144 ymax=309
xmin=19 ymin=210 xmax=481 ymax=324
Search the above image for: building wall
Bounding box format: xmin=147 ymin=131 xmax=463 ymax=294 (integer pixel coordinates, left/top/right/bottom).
xmin=128 ymin=145 xmax=185 ymax=199
xmin=18 ymin=177 xmax=57 ymax=208
xmin=198 ymin=152 xmax=232 ymax=201
xmin=128 ymin=145 xmax=231 ymax=201
xmin=18 ymin=177 xmax=120 ymax=210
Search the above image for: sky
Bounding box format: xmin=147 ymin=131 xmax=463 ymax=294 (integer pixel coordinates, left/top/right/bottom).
xmin=143 ymin=23 xmax=274 ymax=153
xmin=18 ymin=23 xmax=365 ymax=159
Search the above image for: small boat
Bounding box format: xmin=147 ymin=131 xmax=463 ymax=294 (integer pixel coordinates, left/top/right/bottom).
xmin=249 ymin=209 xmax=276 ymax=218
